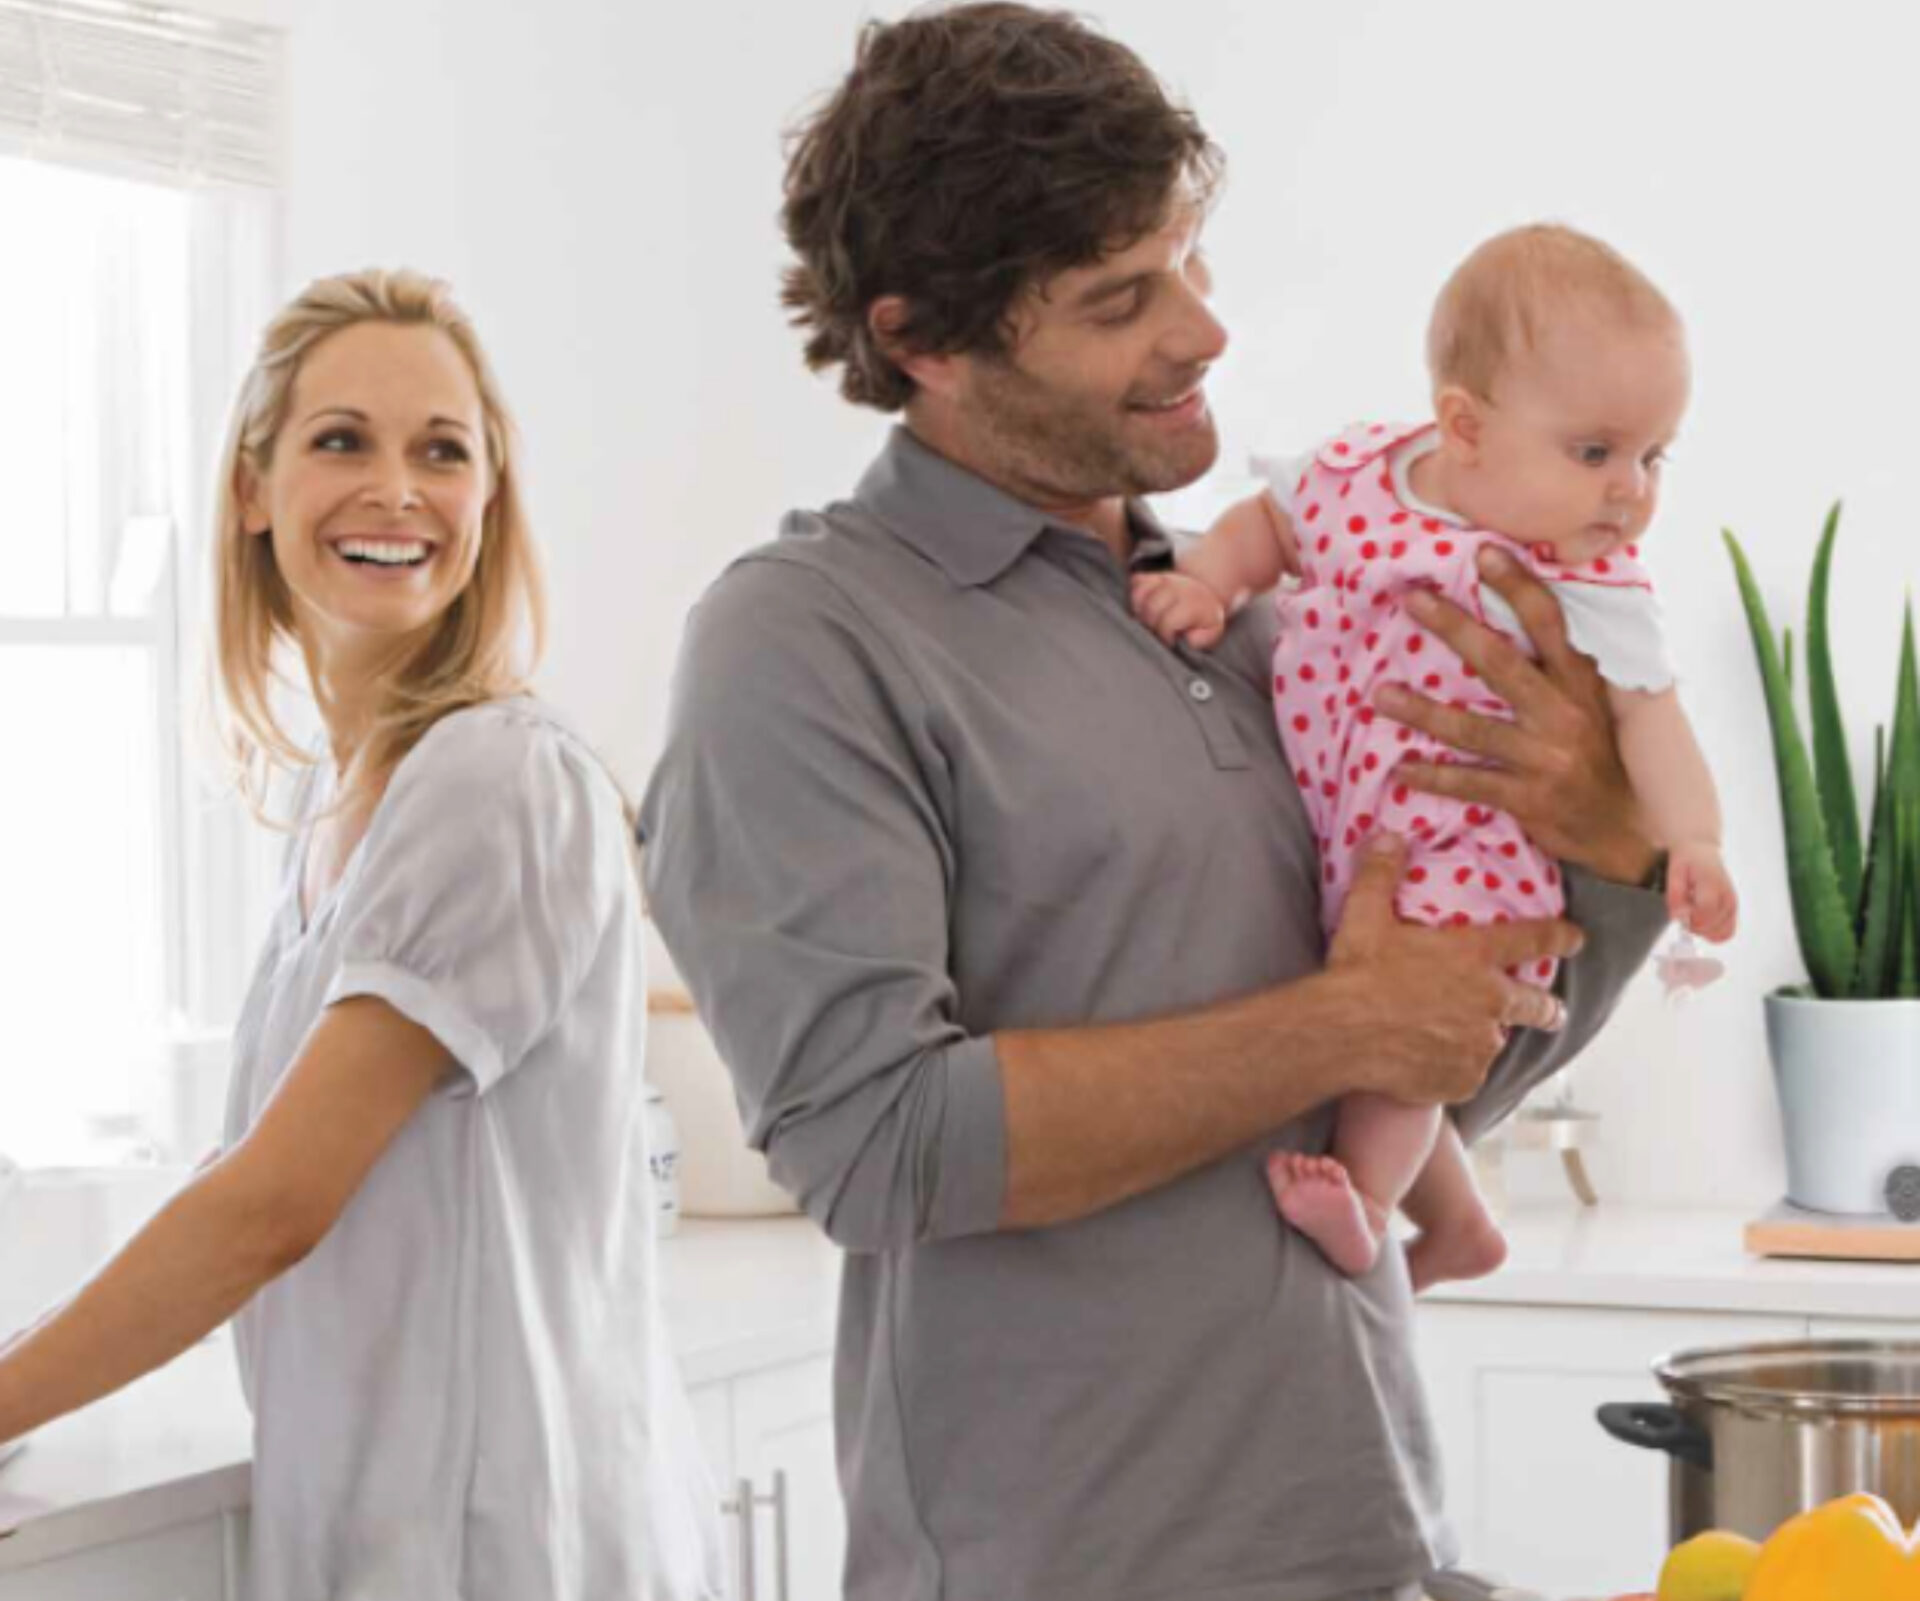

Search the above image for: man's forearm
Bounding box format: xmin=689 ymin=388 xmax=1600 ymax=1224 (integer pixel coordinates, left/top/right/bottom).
xmin=997 ymin=968 xmax=1376 ymax=1229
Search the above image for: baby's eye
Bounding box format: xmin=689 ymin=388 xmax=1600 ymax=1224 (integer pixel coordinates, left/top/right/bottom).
xmin=1572 ymin=442 xmax=1610 ymax=467
xmin=1643 ymin=445 xmax=1670 ymax=469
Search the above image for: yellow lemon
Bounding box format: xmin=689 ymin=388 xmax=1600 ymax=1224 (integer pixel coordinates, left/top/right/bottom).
xmin=1657 ymin=1528 xmax=1762 ymax=1601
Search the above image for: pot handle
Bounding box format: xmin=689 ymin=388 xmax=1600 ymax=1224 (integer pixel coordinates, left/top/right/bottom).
xmin=1596 ymin=1401 xmax=1713 ymax=1470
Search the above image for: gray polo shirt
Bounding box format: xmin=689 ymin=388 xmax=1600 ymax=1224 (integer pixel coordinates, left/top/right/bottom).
xmin=639 ymin=426 xmax=1664 ymax=1601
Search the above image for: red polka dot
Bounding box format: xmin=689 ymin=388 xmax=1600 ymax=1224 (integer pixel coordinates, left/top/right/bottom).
xmin=1306 ymin=609 xmax=1321 ymax=628
xmin=1407 ymin=636 xmax=1424 ymax=655
xmin=1395 ymin=726 xmax=1413 ymax=743
xmin=1450 ymin=912 xmax=1472 ymax=928
xmin=1316 ymin=536 xmax=1331 ymax=554
xmin=1362 ymin=753 xmax=1378 ymax=771
xmin=1369 ymin=424 xmax=1385 ymax=435
xmin=1390 ymin=511 xmax=1409 ymax=526
xmin=1410 ymin=815 xmax=1430 ymax=832
xmin=1378 ymin=473 xmax=1392 ymax=492
xmin=1393 ymin=785 xmax=1410 ymax=805
xmin=1351 ymin=517 xmax=1371 ymax=538
xmin=1293 ymin=715 xmax=1311 ymax=733
xmin=1274 ymin=675 xmax=1286 ymax=692
xmin=1349 ymin=766 xmax=1361 ymax=783
xmin=1326 ymin=863 xmax=1337 ymax=881
xmin=1356 ymin=812 xmax=1373 ymax=830
xmin=1536 ymin=959 xmax=1553 ymax=979
xmin=1345 ymin=689 xmax=1361 ymax=707
xmin=1519 ymin=879 xmax=1537 ymax=896
xmin=1499 ymin=842 xmax=1519 ymax=858
xmin=1454 ymin=867 xmax=1473 ymax=885
xmin=1547 ymin=864 xmax=1560 ymax=886
xmin=1296 ymin=767 xmax=1310 ymax=785
xmin=1484 ymin=873 xmax=1503 ymax=891
xmin=1321 ymin=781 xmax=1337 ymax=799
xmin=1594 ymin=558 xmax=1612 ymax=575
xmin=1423 ymin=673 xmax=1442 ymax=690
xmin=1339 ymin=617 xmax=1353 ymax=633
xmin=1422 ymin=519 xmax=1442 ymax=533
xmin=1358 ymin=706 xmax=1377 ymax=725
xmin=1339 ymin=481 xmax=1352 ymax=499
xmin=1435 ymin=541 xmax=1454 ymax=557
xmin=1626 ymin=544 xmax=1640 ymax=559
xmin=1344 ymin=826 xmax=1356 ymax=846
xmin=1305 ymin=503 xmax=1321 ymax=522
xmin=1462 ymin=664 xmax=1478 ymax=681
xmin=1299 ymin=663 xmax=1317 ymax=681
xmin=1407 ymin=867 xmax=1428 ymax=884
xmin=1364 ymin=632 xmax=1380 ymax=650
xmin=1465 ymin=806 xmax=1491 ymax=825
xmin=1390 ymin=542 xmax=1408 ymax=559
xmin=1332 ymin=442 xmax=1350 ymax=455
xmin=1324 ymin=694 xmax=1337 ymax=715
xmin=1338 ymin=666 xmax=1352 ymax=683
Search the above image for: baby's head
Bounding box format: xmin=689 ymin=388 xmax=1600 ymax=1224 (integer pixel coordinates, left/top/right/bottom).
xmin=1425 ymin=223 xmax=1689 ymax=565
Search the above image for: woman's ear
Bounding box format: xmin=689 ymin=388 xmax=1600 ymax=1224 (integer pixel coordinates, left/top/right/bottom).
xmin=237 ymin=460 xmax=271 ymax=537
xmin=1434 ymin=385 xmax=1485 ymax=464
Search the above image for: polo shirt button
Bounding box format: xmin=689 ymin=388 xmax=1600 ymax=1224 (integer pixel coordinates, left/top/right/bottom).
xmin=1188 ymin=678 xmax=1214 ymax=703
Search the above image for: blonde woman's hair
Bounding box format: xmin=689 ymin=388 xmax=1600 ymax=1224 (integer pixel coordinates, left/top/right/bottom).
xmin=209 ymin=268 xmax=546 ymax=818
xmin=1426 ymin=223 xmax=1682 ymax=401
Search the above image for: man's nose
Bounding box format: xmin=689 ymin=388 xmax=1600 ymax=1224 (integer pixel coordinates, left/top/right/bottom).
xmin=1164 ymin=280 xmax=1229 ymax=368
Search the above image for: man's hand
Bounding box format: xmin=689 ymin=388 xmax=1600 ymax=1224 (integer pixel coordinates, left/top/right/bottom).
xmin=1325 ymin=835 xmax=1585 ymax=1107
xmin=1374 ymin=547 xmax=1660 ymax=886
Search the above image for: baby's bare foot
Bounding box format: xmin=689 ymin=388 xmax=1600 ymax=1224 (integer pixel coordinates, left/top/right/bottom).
xmin=1406 ymin=1211 xmax=1508 ymax=1294
xmin=1266 ymin=1152 xmax=1384 ymax=1277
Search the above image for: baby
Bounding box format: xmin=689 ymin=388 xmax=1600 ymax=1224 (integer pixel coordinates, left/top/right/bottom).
xmin=1133 ymin=223 xmax=1737 ymax=1291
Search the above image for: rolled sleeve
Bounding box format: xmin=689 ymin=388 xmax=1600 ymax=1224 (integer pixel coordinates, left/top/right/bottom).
xmin=639 ymin=557 xmax=1007 ymax=1252
xmin=1453 ymin=863 xmax=1668 ymax=1144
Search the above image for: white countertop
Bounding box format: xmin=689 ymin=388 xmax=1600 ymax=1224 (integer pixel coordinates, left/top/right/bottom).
xmin=1425 ymin=1201 xmax=1920 ymax=1321
xmin=0 ymin=1215 xmax=837 ymax=1572
xmin=1 ymin=1205 xmax=1913 ymax=1572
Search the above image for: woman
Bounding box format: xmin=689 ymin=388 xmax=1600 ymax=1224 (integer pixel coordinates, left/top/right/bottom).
xmin=0 ymin=270 xmax=724 ymax=1600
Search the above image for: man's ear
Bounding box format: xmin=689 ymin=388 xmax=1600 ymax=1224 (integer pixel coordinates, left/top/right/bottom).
xmin=1434 ymin=384 xmax=1486 ymax=463
xmin=868 ymin=295 xmax=962 ymax=398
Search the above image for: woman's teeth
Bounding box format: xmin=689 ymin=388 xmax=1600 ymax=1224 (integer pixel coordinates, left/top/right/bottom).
xmin=338 ymin=539 xmax=430 ymax=567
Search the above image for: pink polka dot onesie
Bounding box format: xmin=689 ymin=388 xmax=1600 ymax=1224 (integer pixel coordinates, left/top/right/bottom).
xmin=1261 ymin=420 xmax=1673 ymax=987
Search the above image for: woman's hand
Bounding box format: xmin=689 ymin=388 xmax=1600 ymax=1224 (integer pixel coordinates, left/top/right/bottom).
xmin=1373 ymin=547 xmax=1660 ymax=887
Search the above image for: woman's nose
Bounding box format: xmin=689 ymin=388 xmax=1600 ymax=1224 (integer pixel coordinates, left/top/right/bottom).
xmin=360 ymin=452 xmax=422 ymax=511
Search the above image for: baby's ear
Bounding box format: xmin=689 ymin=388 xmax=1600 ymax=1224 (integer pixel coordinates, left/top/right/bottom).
xmin=1434 ymin=385 xmax=1485 ymax=461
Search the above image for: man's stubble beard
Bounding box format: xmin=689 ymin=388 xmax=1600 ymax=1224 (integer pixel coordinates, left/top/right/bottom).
xmin=967 ymin=354 xmax=1218 ymax=509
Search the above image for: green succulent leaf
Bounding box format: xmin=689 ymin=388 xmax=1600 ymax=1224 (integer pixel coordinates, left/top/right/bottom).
xmin=1725 ymin=529 xmax=1856 ymax=996
xmin=1807 ymin=504 xmax=1863 ymax=913
xmin=1855 ymin=722 xmax=1898 ymax=996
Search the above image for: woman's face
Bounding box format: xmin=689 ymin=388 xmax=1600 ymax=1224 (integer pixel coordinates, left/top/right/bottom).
xmin=242 ymin=321 xmax=491 ymax=668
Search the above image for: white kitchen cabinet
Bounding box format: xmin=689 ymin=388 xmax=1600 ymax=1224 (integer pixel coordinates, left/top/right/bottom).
xmin=0 ymin=1513 xmax=232 ymax=1601
xmin=1810 ymin=1315 xmax=1920 ymax=1337
xmin=692 ymin=1354 xmax=843 ymax=1601
xmin=1416 ymin=1301 xmax=1804 ymax=1598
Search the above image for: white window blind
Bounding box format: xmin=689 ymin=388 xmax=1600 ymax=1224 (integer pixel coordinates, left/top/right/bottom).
xmin=0 ymin=0 xmax=279 ymax=189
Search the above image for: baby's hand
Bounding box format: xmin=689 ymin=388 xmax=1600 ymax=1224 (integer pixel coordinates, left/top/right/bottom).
xmin=1131 ymin=571 xmax=1229 ymax=650
xmin=1669 ymin=843 xmax=1739 ymax=943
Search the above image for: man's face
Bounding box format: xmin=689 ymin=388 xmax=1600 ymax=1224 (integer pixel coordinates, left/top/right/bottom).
xmin=948 ymin=204 xmax=1228 ymax=512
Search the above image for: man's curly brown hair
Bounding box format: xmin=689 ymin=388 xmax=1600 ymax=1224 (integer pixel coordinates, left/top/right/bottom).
xmin=780 ymin=3 xmax=1224 ymax=412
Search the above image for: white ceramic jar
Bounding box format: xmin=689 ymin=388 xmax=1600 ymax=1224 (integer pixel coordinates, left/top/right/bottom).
xmin=644 ymin=1085 xmax=682 ymax=1237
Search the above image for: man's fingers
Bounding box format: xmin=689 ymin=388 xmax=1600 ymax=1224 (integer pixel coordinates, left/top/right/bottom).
xmin=1393 ymin=759 xmax=1527 ymax=816
xmin=1335 ymin=833 xmax=1407 ymax=945
xmin=1498 ymin=976 xmax=1566 ymax=1033
xmin=1374 ymin=685 xmax=1533 ymax=767
xmin=1474 ymin=547 xmax=1576 ymax=675
xmin=1466 ymin=914 xmax=1586 ymax=971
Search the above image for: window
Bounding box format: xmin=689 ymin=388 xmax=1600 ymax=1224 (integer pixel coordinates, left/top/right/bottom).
xmin=0 ymin=1 xmax=281 ymax=1165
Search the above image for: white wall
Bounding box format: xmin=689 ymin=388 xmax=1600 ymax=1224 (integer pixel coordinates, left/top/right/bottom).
xmin=282 ymin=0 xmax=1920 ymax=1212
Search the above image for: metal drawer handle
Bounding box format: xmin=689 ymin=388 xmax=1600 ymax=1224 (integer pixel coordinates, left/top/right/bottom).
xmin=721 ymin=1472 xmax=790 ymax=1601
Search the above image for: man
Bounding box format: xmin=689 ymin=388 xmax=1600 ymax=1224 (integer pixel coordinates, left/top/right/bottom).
xmin=639 ymin=7 xmax=1667 ymax=1599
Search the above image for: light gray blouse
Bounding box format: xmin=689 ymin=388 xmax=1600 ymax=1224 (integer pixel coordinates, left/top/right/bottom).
xmin=226 ymin=698 xmax=723 ymax=1601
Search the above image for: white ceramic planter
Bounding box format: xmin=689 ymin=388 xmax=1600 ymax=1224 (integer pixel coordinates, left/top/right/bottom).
xmin=1764 ymin=992 xmax=1920 ymax=1216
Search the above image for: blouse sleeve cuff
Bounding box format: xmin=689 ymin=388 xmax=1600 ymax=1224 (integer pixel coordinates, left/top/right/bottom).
xmin=326 ymin=961 xmax=506 ymax=1095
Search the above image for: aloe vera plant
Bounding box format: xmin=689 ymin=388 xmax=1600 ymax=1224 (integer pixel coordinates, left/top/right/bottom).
xmin=1725 ymin=506 xmax=1920 ymax=998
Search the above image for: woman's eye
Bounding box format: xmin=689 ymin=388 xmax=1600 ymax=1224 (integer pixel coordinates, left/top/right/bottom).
xmin=425 ymin=437 xmax=472 ymax=465
xmin=313 ymin=427 xmax=360 ymax=453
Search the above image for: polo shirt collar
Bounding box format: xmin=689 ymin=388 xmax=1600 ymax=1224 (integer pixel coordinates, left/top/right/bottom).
xmin=855 ymin=425 xmax=1173 ymax=587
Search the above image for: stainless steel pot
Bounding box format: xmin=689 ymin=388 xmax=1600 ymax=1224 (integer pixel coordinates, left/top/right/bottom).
xmin=1598 ymin=1339 xmax=1920 ymax=1542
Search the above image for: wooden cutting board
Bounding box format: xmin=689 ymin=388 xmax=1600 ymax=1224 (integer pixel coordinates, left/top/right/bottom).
xmin=1746 ymin=1200 xmax=1920 ymax=1262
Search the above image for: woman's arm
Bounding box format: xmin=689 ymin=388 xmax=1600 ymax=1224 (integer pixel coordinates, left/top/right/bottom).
xmin=0 ymin=997 xmax=447 ymax=1445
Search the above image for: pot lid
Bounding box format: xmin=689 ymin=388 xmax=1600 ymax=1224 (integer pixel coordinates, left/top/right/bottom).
xmin=1656 ymin=1339 xmax=1920 ymax=1418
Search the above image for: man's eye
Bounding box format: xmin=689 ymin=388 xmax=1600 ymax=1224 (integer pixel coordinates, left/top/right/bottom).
xmin=1095 ymin=287 xmax=1148 ymax=327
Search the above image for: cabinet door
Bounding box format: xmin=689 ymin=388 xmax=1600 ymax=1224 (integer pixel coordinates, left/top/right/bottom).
xmin=1810 ymin=1315 xmax=1920 ymax=1338
xmin=1415 ymin=1303 xmax=1804 ymax=1599
xmin=0 ymin=1516 xmax=227 ymax=1601
xmin=733 ymin=1356 xmax=843 ymax=1601
xmin=686 ymin=1379 xmax=747 ymax=1601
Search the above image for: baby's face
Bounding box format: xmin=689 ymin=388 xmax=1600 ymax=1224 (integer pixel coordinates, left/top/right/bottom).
xmin=1457 ymin=315 xmax=1690 ymax=566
